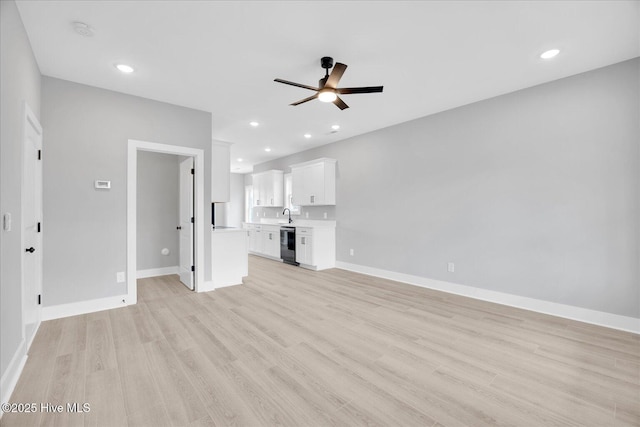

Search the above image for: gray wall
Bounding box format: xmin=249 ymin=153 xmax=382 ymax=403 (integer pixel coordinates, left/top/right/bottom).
xmin=255 ymin=58 xmax=640 ymax=318
xmin=0 ymin=0 xmax=42 ymax=382
xmin=41 ymin=77 xmax=212 ymax=306
xmin=137 ymin=152 xmax=179 ymax=271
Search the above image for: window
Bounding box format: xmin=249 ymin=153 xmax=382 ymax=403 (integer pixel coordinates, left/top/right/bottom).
xmin=284 ymin=173 xmax=300 ymax=215
xmin=244 ymin=185 xmax=253 ymax=222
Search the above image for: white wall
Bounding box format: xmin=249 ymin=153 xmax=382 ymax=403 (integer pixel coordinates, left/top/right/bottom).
xmin=0 ymin=0 xmax=42 ymax=400
xmin=255 ymin=58 xmax=640 ymax=319
xmin=137 ymin=151 xmax=179 ymax=271
xmin=41 ymin=76 xmax=212 ymax=307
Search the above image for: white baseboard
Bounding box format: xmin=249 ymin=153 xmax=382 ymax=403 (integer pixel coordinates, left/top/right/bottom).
xmin=136 ymin=266 xmax=179 ymax=279
xmin=42 ymin=296 xmax=128 ymax=321
xmin=335 ymin=261 xmax=640 ymax=334
xmin=198 ymin=279 xmax=244 ymax=293
xmin=0 ymin=339 xmax=27 ymax=409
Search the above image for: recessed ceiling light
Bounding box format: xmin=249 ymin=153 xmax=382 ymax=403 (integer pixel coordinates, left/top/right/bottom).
xmin=237 ymin=158 xmax=243 ymax=162
xmin=331 ymin=125 xmax=340 ymax=130
xmin=304 ymin=134 xmax=311 ymax=139
xmin=264 ymin=147 xmax=271 ymax=152
xmin=540 ymin=49 xmax=560 ymax=59
xmin=115 ymin=64 xmax=134 ymax=73
xmin=249 ymin=121 xmax=259 ymax=127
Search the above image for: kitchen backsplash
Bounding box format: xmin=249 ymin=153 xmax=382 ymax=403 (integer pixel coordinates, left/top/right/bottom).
xmin=252 ymin=206 xmax=336 ymax=221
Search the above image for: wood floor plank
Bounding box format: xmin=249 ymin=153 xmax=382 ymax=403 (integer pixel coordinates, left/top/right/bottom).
xmin=84 ymin=368 xmax=127 ymax=427
xmin=4 ymin=256 xmax=638 ymax=427
xmin=177 ymin=346 xmax=263 ymax=426
xmin=114 ymin=342 xmax=164 ymax=419
xmin=143 ymin=339 xmax=208 ymax=425
xmin=40 ymin=351 xmax=86 ymax=427
xmin=84 ymin=318 xmax=117 ymax=374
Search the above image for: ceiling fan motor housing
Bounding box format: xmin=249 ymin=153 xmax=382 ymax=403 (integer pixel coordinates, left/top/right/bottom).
xmin=321 ymin=56 xmax=334 ymax=70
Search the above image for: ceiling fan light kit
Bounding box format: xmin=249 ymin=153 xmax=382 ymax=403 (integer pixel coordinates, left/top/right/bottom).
xmin=318 ymin=89 xmax=337 ymax=103
xmin=274 ymin=56 xmax=383 ymax=110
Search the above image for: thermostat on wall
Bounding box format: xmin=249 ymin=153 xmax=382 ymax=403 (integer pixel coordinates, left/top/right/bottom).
xmin=95 ymin=180 xmax=111 ymax=189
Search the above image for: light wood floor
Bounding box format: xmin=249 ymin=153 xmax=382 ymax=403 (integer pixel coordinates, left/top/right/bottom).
xmin=3 ymin=255 xmax=639 ymax=426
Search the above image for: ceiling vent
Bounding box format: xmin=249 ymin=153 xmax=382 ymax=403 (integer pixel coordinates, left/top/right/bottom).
xmin=72 ymin=22 xmax=94 ymax=37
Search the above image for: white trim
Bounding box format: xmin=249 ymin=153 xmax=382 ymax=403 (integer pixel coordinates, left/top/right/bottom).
xmin=42 ymin=296 xmax=127 ymax=321
xmin=127 ymin=139 xmax=206 ymax=304
xmin=136 ymin=266 xmax=180 ymax=279
xmin=212 ymin=281 xmax=243 ymax=290
xmin=335 ymin=261 xmax=640 ymax=334
xmin=0 ymin=339 xmax=27 ymax=408
xmin=199 ymin=279 xmax=244 ymax=293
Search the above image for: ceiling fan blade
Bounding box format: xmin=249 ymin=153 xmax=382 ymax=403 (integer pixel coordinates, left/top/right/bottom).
xmin=290 ymin=93 xmax=318 ymax=106
xmin=337 ymin=86 xmax=384 ymax=94
xmin=333 ymin=96 xmax=349 ymax=110
xmin=274 ymin=78 xmax=319 ymax=91
xmin=325 ymin=62 xmax=347 ymax=89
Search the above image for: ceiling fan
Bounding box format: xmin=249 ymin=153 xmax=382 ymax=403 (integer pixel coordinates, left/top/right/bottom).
xmin=274 ymin=57 xmax=383 ymax=110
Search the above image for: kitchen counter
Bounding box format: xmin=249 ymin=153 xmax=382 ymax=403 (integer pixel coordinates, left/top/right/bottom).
xmin=243 ymin=219 xmax=336 ymax=228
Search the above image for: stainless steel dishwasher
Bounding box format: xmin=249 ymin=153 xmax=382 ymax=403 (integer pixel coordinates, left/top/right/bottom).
xmin=280 ymin=226 xmax=298 ymax=266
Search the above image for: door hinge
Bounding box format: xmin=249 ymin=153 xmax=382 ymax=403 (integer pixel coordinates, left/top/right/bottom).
xmin=191 ymin=168 xmax=194 ymax=175
xmin=37 ymin=150 xmax=42 ymax=160
xmin=37 ymin=222 xmax=41 ymax=233
xmin=38 ymin=294 xmax=41 ymax=305
xmin=191 ymin=265 xmax=195 ymax=272
xmin=191 ymin=217 xmax=194 ymax=223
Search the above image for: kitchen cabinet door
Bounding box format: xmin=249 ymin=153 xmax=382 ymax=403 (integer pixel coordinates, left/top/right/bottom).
xmin=261 ymin=225 xmax=280 ymax=258
xmin=290 ymin=158 xmax=336 ymax=206
xmin=252 ymin=170 xmax=283 ymax=207
xmin=295 ymin=228 xmax=313 ymax=265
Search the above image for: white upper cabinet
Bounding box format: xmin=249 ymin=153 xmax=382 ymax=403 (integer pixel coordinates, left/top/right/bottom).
xmin=252 ymin=170 xmax=284 ymax=207
xmin=290 ymin=158 xmax=336 ymax=206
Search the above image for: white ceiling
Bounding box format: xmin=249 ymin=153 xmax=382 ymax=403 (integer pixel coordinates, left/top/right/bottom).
xmin=16 ymin=1 xmax=640 ymax=173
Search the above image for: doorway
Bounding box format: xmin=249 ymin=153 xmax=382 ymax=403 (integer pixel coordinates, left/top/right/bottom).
xmin=127 ymin=140 xmax=205 ymax=304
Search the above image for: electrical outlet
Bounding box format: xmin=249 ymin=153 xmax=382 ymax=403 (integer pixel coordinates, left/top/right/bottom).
xmin=305 ymin=212 xmax=309 ymax=218
xmin=350 ymin=248 xmax=354 ymax=256
xmin=447 ymin=262 xmax=455 ymax=273
xmin=323 ymin=212 xmax=327 ymax=219
xmin=116 ymin=272 xmax=126 ymax=283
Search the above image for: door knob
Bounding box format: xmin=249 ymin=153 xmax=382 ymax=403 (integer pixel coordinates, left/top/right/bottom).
xmin=25 ymin=247 xmax=35 ymax=253
xmin=177 ymin=226 xmax=182 ymax=230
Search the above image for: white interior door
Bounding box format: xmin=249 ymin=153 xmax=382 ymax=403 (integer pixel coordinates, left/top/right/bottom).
xmin=178 ymin=157 xmax=194 ymax=289
xmin=23 ymin=106 xmax=43 ymax=345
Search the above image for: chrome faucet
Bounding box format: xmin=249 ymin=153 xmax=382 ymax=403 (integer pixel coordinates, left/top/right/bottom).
xmin=283 ymin=208 xmax=292 ymax=223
